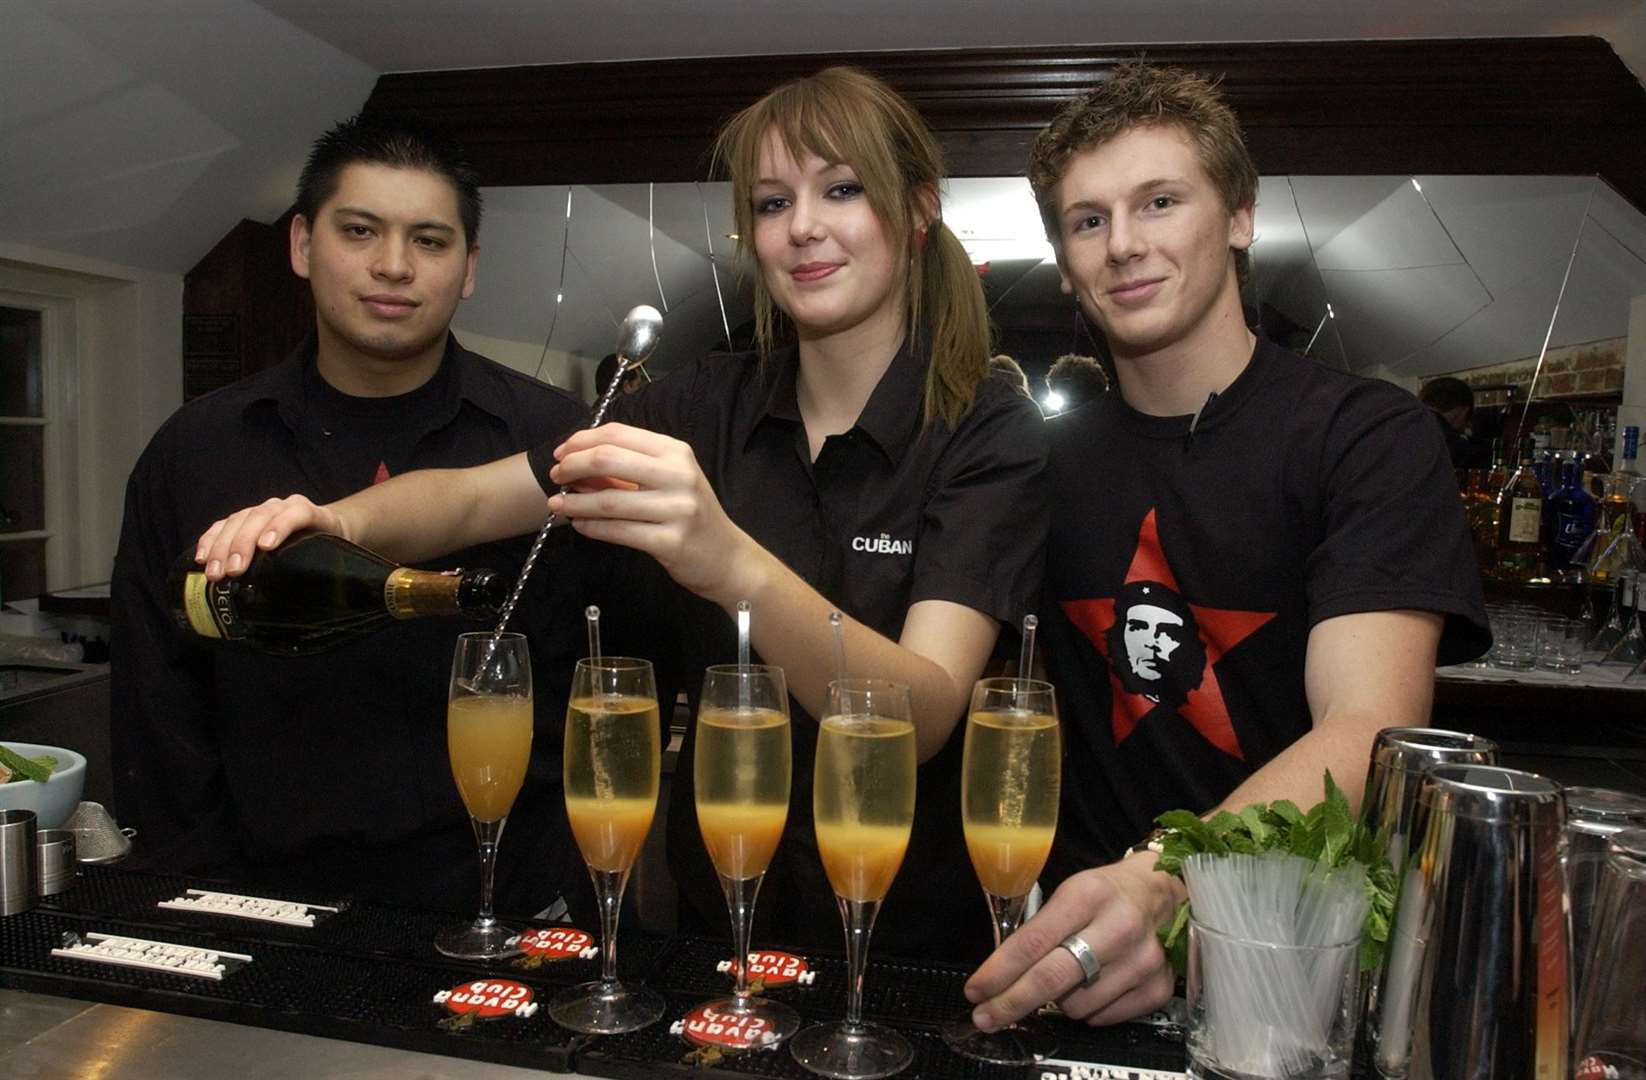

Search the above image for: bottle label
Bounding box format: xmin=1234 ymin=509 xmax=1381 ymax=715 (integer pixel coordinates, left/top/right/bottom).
xmin=1509 ymin=498 xmax=1541 ymax=542
xmin=384 ymin=568 xmax=417 ymax=619
xmin=182 ymin=572 xmax=224 ymax=639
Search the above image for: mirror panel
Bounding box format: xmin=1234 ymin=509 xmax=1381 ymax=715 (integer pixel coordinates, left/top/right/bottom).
xmin=450 ymin=175 xmax=1644 ymax=408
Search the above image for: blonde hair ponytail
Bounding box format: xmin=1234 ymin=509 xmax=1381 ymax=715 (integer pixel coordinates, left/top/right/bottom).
xmin=911 ymin=218 xmax=990 ymax=428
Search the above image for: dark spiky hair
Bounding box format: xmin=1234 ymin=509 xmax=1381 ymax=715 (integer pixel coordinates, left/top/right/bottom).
xmin=296 ymin=113 xmax=482 ymax=245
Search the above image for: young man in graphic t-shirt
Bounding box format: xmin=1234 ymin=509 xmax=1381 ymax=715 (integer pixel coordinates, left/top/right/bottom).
xmin=964 ymin=63 xmax=1489 ymax=1029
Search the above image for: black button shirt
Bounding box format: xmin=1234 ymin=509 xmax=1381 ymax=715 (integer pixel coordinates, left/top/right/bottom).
xmin=111 ymin=334 xmax=591 ymax=916
xmin=529 ymin=344 xmax=1049 ymax=960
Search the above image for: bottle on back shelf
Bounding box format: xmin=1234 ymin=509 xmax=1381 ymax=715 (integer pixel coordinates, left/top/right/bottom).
xmin=169 ymin=531 xmax=506 ymax=655
xmin=1544 ymin=458 xmax=1597 ymax=578
xmin=1467 ymin=467 xmax=1501 ymax=579
xmin=1495 ymin=441 xmax=1547 ymax=583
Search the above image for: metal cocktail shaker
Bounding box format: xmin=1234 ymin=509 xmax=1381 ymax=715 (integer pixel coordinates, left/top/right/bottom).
xmin=1380 ymin=765 xmax=1567 ymax=1080
xmin=1563 ymin=787 xmax=1646 ymax=1009
xmin=1359 ymin=727 xmax=1498 ymax=1067
xmin=1571 ymin=828 xmax=1646 ymax=1080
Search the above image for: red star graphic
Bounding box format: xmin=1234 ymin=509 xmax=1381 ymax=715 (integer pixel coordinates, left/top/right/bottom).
xmin=372 ymin=461 xmax=392 ymax=486
xmin=1060 ymin=510 xmax=1275 ymax=760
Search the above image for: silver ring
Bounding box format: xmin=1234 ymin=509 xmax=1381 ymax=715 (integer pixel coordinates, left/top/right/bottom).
xmin=1060 ymin=933 xmax=1102 ymax=986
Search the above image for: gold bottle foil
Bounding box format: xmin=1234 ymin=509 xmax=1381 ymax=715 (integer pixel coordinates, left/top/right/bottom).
xmin=383 ymin=568 xmax=463 ymax=619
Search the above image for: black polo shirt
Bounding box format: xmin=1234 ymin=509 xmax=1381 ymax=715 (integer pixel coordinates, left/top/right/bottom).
xmin=111 ymin=333 xmax=591 ymax=917
xmin=528 ymin=345 xmax=1049 ymax=961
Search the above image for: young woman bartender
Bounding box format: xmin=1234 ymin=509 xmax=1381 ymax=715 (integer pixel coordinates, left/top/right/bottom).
xmin=196 ymin=66 xmax=1049 ymax=961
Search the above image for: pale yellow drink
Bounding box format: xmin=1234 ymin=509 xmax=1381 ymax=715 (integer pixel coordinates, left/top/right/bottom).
xmin=564 ymin=694 xmax=660 ymax=872
xmin=695 ymin=705 xmax=792 ymax=880
xmin=962 ymin=708 xmax=1060 ymax=898
xmin=813 ymin=715 xmax=916 ymax=902
xmin=447 ymin=694 xmax=534 ymax=823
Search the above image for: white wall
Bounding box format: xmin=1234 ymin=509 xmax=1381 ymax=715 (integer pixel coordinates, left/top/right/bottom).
xmin=448 ymin=325 xmax=587 ymax=399
xmin=1621 ymin=294 xmax=1646 ymax=462
xmin=0 ymin=242 xmax=182 ymax=587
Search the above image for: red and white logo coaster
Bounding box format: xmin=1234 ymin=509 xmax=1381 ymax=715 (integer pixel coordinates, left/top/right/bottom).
xmin=675 ymin=1003 xmax=784 ymax=1051
xmin=433 ymin=978 xmax=538 ymax=1020
xmin=715 ymin=950 xmax=814 ymax=988
xmin=510 ymin=926 xmax=598 ymax=961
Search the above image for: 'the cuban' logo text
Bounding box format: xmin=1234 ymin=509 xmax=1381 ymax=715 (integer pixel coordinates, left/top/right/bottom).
xmin=851 ymin=532 xmax=912 ymax=556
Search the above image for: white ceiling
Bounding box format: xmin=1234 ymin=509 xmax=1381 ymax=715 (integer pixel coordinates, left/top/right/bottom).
xmin=254 ymin=0 xmax=1645 ymax=73
xmin=5 ymin=0 xmax=1646 ymax=382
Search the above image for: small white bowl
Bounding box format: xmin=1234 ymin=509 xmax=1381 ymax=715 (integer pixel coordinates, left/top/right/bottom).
xmin=0 ymin=743 xmax=87 ymax=829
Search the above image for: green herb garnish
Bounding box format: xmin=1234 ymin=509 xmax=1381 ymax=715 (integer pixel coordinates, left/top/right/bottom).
xmin=0 ymin=744 xmax=54 ymax=784
xmin=1153 ymin=771 xmax=1395 ymax=975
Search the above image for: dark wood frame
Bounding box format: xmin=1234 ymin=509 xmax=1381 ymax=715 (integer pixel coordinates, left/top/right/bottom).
xmin=365 ymin=36 xmax=1646 ymax=212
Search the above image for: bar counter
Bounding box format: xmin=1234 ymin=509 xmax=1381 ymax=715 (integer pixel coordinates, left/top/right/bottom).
xmin=1 ymin=989 xmax=551 ymax=1079
xmin=0 ymin=863 xmax=1188 ymax=1079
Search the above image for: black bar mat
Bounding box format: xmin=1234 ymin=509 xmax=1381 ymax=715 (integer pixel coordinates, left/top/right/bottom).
xmin=643 ymin=935 xmax=1024 ymax=1030
xmin=578 ymin=990 xmax=1186 ymax=1079
xmin=4 ymin=865 xmax=1188 ymax=1078
xmin=40 ymin=863 xmax=663 ymax=987
xmin=0 ymin=907 xmax=585 ymax=1071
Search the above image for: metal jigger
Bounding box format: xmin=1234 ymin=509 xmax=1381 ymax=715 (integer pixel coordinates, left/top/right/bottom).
xmin=485 ymin=306 xmax=663 ymax=655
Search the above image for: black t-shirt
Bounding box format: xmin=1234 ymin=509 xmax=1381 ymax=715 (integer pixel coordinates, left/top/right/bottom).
xmin=299 ymin=358 xmax=450 ymax=489
xmin=528 ymin=345 xmax=1049 ymax=961
xmin=111 ymin=334 xmax=592 ymax=917
xmin=1041 ymin=339 xmax=1489 ymax=886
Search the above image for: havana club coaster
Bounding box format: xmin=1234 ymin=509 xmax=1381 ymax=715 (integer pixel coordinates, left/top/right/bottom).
xmin=508 ymin=926 xmax=598 ymax=970
xmin=1576 ymin=1053 xmax=1646 ymax=1080
xmin=1033 ymin=1062 xmax=1186 ymax=1079
xmin=713 ymin=949 xmax=815 ymax=990
xmin=672 ymin=1002 xmax=785 ymax=1053
xmin=433 ymin=977 xmax=539 ymax=1031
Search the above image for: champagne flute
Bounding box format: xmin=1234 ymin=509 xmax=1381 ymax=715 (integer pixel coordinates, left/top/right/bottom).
xmin=435 ymin=631 xmax=533 ymax=960
xmin=790 ymin=679 xmax=917 ymax=1080
xmin=690 ymin=663 xmax=801 ymax=1049
xmin=943 ymin=677 xmax=1061 ymax=1064
xmin=547 ymin=656 xmax=665 ymax=1033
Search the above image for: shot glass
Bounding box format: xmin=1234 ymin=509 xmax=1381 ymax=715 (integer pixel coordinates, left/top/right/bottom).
xmin=1490 ymin=615 xmax=1538 ymax=672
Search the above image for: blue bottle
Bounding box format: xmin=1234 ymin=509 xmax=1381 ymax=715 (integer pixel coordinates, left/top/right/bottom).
xmin=1545 ymin=459 xmax=1598 ymax=573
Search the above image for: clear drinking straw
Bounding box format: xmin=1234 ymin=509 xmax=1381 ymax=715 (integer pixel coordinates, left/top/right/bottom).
xmin=829 ymin=610 xmax=848 ymax=687
xmin=1018 ymin=613 xmax=1038 ymax=710
xmin=1018 ymin=614 xmax=1038 ymax=679
xmin=585 ymin=605 xmax=602 ymax=663
xmin=736 ymin=600 xmax=752 ymax=710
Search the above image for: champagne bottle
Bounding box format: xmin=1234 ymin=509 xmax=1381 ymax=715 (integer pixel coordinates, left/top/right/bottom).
xmin=169 ymin=532 xmax=506 ymax=655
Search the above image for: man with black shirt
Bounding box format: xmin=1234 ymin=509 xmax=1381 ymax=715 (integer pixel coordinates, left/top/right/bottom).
xmin=1420 ymin=376 xmax=1488 ymax=469
xmin=965 ymin=64 xmax=1489 ymax=1028
xmin=111 ymin=117 xmax=589 ymax=916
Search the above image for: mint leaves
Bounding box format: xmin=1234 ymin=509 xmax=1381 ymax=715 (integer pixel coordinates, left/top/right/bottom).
xmin=0 ymin=744 xmax=55 ymax=784
xmin=1154 ymin=771 xmax=1396 ymax=974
